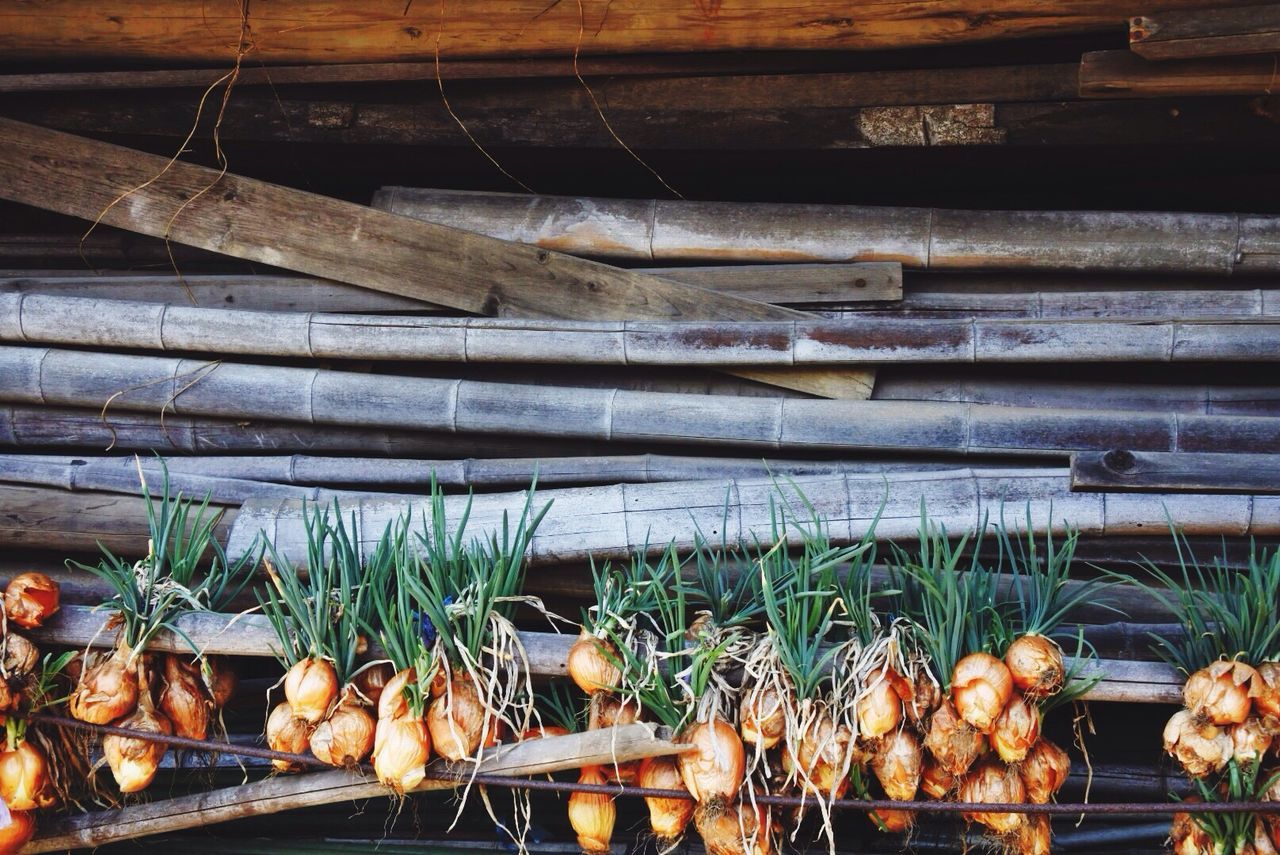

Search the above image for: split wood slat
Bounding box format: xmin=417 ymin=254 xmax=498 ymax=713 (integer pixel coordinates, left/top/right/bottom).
xmin=4 ymin=346 xmax=1280 ymax=456
xmin=376 ymin=189 xmax=1280 ymax=275
xmin=1130 ymin=4 xmax=1280 ymax=60
xmin=1071 ymin=450 xmax=1280 ymax=494
xmin=0 ymin=1 xmax=1233 ymax=64
xmin=0 ymin=118 xmax=873 ymax=399
xmin=30 ymin=605 xmax=1178 ymax=705
xmin=26 ymin=723 xmax=684 ymax=853
xmin=1079 ymin=49 xmax=1280 ymax=97
xmin=0 ymin=294 xmax=1274 ymax=364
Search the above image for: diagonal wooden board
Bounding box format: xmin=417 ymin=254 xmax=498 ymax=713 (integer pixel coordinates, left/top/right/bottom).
xmin=0 ymin=117 xmax=872 ymax=399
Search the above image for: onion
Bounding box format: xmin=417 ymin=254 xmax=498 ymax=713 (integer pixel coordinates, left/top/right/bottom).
xmin=1004 ymin=634 xmax=1064 ymax=701
xmin=1184 ymin=660 xmax=1256 ymax=727
xmin=3 ymin=573 xmax=59 ymax=630
xmin=309 ymin=693 xmax=376 ymax=768
xmin=920 ymin=758 xmax=956 ymax=800
xmin=284 ymin=657 xmax=339 ymax=725
xmin=870 ymin=728 xmax=922 ymax=802
xmin=695 ymin=801 xmax=771 ymax=855
xmin=1 ymin=634 xmax=38 ymax=678
xmin=1264 ymin=773 xmax=1280 ymax=843
xmin=1170 ymin=800 xmax=1213 ymax=855
xmin=377 ymin=668 xmax=414 ymax=721
xmin=789 ymin=716 xmax=852 ymax=798
xmin=69 ymin=644 xmax=139 ymax=725
xmin=426 ymin=675 xmax=486 ymax=761
xmin=1252 ymin=662 xmax=1280 ymax=729
xmin=638 ymin=755 xmax=694 ymax=850
xmin=265 ymin=702 xmax=311 ymax=773
xmin=958 ymin=757 xmax=1027 ymax=835
xmin=0 ymin=740 xmax=48 ymax=811
xmin=1231 ymin=717 xmax=1273 ymax=763
xmin=567 ymin=631 xmax=621 ymax=695
xmin=1017 ymin=814 xmax=1052 ymax=855
xmin=567 ymin=765 xmax=615 ymax=855
xmin=991 ymin=693 xmax=1041 ymax=764
xmin=353 ymin=662 xmax=395 ymax=708
xmin=103 ymin=687 xmax=172 ymax=793
xmin=951 ymin=652 xmax=1014 ymax=734
xmin=868 ymin=808 xmax=914 ymax=834
xmin=923 ymin=698 xmax=987 ymax=776
xmin=856 ymin=676 xmax=902 ymax=741
xmin=0 ymin=682 xmax=14 ymax=716
xmin=740 ymin=685 xmax=786 ymax=750
xmin=1163 ymin=709 xmax=1231 ymax=779
xmin=206 ymin=655 xmax=236 ymax=710
xmin=1020 ymin=738 xmax=1070 ymax=804
xmin=0 ymin=810 xmax=34 ymax=855
xmin=520 ymin=724 xmax=570 ymax=740
xmin=588 ymin=692 xmax=642 ymax=730
xmin=158 ymin=654 xmax=212 ymax=741
xmin=904 ymin=671 xmax=942 ymax=729
xmin=1257 ymin=818 xmax=1279 ymax=855
xmin=373 ymin=715 xmax=431 ymax=792
xmin=678 ymin=717 xmax=746 ymax=810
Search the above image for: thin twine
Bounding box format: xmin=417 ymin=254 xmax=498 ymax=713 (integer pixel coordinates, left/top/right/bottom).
xmin=97 ymin=360 xmax=222 ymax=452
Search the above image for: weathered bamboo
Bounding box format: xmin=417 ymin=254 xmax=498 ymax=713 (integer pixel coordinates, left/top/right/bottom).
xmin=1079 ymin=49 xmax=1280 ymax=98
xmin=4 ymin=346 xmax=1278 ymax=456
xmin=375 ymin=188 xmax=1280 ymax=275
xmin=2 ymin=293 xmax=1274 ymax=365
xmin=1072 ymin=450 xmax=1280 ymax=494
xmin=27 ymin=722 xmax=684 ymax=853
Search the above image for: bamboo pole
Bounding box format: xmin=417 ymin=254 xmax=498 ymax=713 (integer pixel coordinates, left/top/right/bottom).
xmin=376 ymin=188 xmax=1280 ymax=275
xmin=2 ymin=346 xmax=1277 ymax=457
xmin=1 ymin=293 xmax=1274 ymax=365
xmin=1071 ymin=450 xmax=1280 ymax=494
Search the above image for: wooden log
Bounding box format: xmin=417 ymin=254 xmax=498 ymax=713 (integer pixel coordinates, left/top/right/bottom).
xmin=1131 ymin=5 xmax=1280 ymax=60
xmin=5 ymin=293 xmax=1277 ymax=365
xmin=376 ymin=189 xmax=1279 ymax=275
xmin=26 ymin=722 xmax=685 ymax=853
xmin=0 ymin=118 xmax=874 ymax=399
xmin=5 ymin=346 xmax=1279 ymax=456
xmin=1071 ymin=450 xmax=1280 ymax=494
xmin=1079 ymin=49 xmax=1280 ymax=97
xmin=0 ymin=1 xmax=1232 ymax=64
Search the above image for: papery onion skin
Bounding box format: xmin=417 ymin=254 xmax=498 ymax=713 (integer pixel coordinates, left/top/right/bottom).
xmin=921 ymin=758 xmax=956 ymax=800
xmin=265 ymin=702 xmax=311 ymax=773
xmin=740 ymin=685 xmax=787 ymax=750
xmin=284 ymin=658 xmax=339 ymax=725
xmin=103 ymin=699 xmax=172 ymax=793
xmin=788 ymin=716 xmax=852 ymax=799
xmin=567 ymin=631 xmax=621 ymax=695
xmin=377 ymin=668 xmax=414 ymax=721
xmin=1251 ymin=662 xmax=1280 ymax=729
xmin=904 ymin=671 xmax=942 ymax=729
xmin=1021 ymin=738 xmax=1071 ymax=804
xmin=2 ymin=634 xmax=38 ymax=678
xmin=373 ymin=715 xmax=431 ymax=792
xmin=1171 ymin=799 xmax=1214 ymax=855
xmin=1018 ymin=814 xmax=1053 ymax=855
xmin=568 ymin=765 xmax=615 ymax=855
xmin=520 ymin=724 xmax=570 ymax=740
xmin=309 ymin=696 xmax=376 ymax=768
xmin=1264 ymin=773 xmax=1280 ymax=843
xmin=3 ymin=573 xmax=59 ymax=630
xmin=1184 ymin=660 xmax=1256 ymax=727
xmin=1256 ymin=818 xmax=1279 ymax=855
xmin=951 ymin=653 xmax=1014 ymax=734
xmin=1163 ymin=709 xmax=1231 ymax=779
xmin=991 ymin=693 xmax=1041 ymax=764
xmin=1231 ymin=717 xmax=1274 ymax=763
xmin=869 ymin=808 xmax=915 ymax=834
xmin=924 ymin=698 xmax=987 ymax=776
xmin=426 ymin=675 xmax=486 ymax=761
xmin=159 ymin=654 xmax=212 ymax=741
xmin=0 ymin=809 xmax=35 ymax=855
xmin=695 ymin=801 xmax=771 ymax=855
xmin=352 ymin=662 xmax=395 ymax=709
xmin=588 ymin=692 xmax=642 ymax=731
xmin=1005 ymin=634 xmax=1064 ymax=701
xmin=0 ymin=740 xmax=48 ymax=811
xmin=871 ymin=728 xmax=922 ymax=802
xmin=678 ymin=717 xmax=746 ymax=810
xmin=638 ymin=755 xmax=694 ymax=850
xmin=206 ymin=655 xmax=236 ymax=710
xmin=69 ymin=647 xmax=139 ymax=725
xmin=958 ymin=758 xmax=1027 ymax=835
xmin=857 ymin=677 xmax=902 ymax=741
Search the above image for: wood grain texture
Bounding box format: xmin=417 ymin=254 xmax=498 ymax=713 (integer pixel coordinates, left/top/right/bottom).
xmin=0 ymin=1 xmax=1237 ymax=64
xmin=1080 ymin=49 xmax=1280 ymax=97
xmin=0 ymin=118 xmax=873 ymax=399
xmin=1131 ymin=4 xmax=1280 ymax=59
xmin=1072 ymin=450 xmax=1280 ymax=494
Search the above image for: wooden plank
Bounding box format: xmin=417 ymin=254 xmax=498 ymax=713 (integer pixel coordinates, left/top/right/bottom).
xmin=27 ymin=723 xmax=684 ymax=853
xmin=0 ymin=118 xmax=874 ymax=399
xmin=1071 ymin=450 xmax=1280 ymax=494
xmin=0 ymin=1 xmax=1232 ymax=64
xmin=1131 ymin=4 xmax=1280 ymax=60
xmin=1079 ymin=49 xmax=1280 ymax=97
xmin=378 ymin=189 xmax=1276 ymax=275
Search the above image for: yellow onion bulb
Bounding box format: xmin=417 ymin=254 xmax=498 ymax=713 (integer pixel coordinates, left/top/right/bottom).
xmin=309 ymin=695 xmax=376 ymax=768
xmin=1231 ymin=717 xmax=1274 ymax=763
xmin=695 ymin=801 xmax=771 ymax=855
xmin=69 ymin=646 xmax=139 ymax=725
xmin=924 ymin=698 xmax=987 ymax=776
xmin=373 ymin=715 xmax=431 ymax=792
xmin=1171 ymin=799 xmax=1213 ymax=855
xmin=159 ymin=654 xmax=212 ymax=741
xmin=1 ymin=634 xmax=38 ymax=678
xmin=3 ymin=573 xmax=59 ymax=630
xmin=1004 ymin=634 xmax=1064 ymax=701
xmin=869 ymin=808 xmax=915 ymax=834
xmin=353 ymin=662 xmax=396 ymax=709
xmin=1264 ymin=772 xmax=1280 ymax=843
xmin=103 ymin=699 xmax=172 ymax=793
xmin=568 ymin=765 xmax=615 ymax=855
xmin=1163 ymin=709 xmax=1231 ymax=779
xmin=426 ymin=675 xmax=486 ymax=761
xmin=567 ymin=631 xmax=621 ymax=695
xmin=1184 ymin=660 xmax=1256 ymax=727
xmin=1021 ymin=738 xmax=1070 ymax=804
xmin=871 ymin=728 xmax=922 ymax=802
xmin=0 ymin=740 xmax=48 ymax=811
xmin=921 ymin=758 xmax=956 ymax=800
xmin=284 ymin=658 xmax=339 ymax=725
xmin=1251 ymin=663 xmax=1280 ymax=729
xmin=205 ymin=655 xmax=236 ymax=710
xmin=951 ymin=652 xmax=1014 ymax=734
xmin=588 ymin=692 xmax=642 ymax=731
xmin=1257 ymin=817 xmax=1280 ymax=855
xmin=856 ymin=677 xmax=902 ymax=741
xmin=266 ymin=702 xmax=312 ymax=773
xmin=905 ymin=671 xmax=942 ymax=729
xmin=787 ymin=717 xmax=853 ymax=799
xmin=958 ymin=757 xmax=1027 ymax=835
xmin=740 ymin=685 xmax=786 ymax=750
xmin=991 ymin=693 xmax=1041 ymax=764
xmin=638 ymin=755 xmax=694 ymax=849
xmin=377 ymin=668 xmax=415 ymax=721
xmin=1017 ymin=814 xmax=1052 ymax=855
xmin=520 ymin=724 xmax=571 ymax=740
xmin=678 ymin=717 xmax=746 ymax=809
xmin=0 ymin=810 xmax=35 ymax=855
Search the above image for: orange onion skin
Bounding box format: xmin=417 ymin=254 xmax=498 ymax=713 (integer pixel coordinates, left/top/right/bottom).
xmin=1256 ymin=818 xmax=1280 ymax=855
xmin=1018 ymin=814 xmax=1052 ymax=855
xmin=568 ymin=765 xmax=615 ymax=855
xmin=0 ymin=740 xmax=48 ymax=811
xmin=1184 ymin=661 xmax=1256 ymax=727
xmin=588 ymin=692 xmax=642 ymax=731
xmin=921 ymin=758 xmax=956 ymax=800
xmin=740 ymin=685 xmax=786 ymax=750
xmin=69 ymin=647 xmax=139 ymax=725
xmin=520 ymin=724 xmax=570 ymax=740
xmin=266 ymin=702 xmax=311 ymax=773
xmin=638 ymin=756 xmax=694 ymax=847
xmin=1251 ymin=663 xmax=1280 ymax=727
xmin=678 ymin=717 xmax=746 ymax=808
xmin=1021 ymin=738 xmax=1071 ymax=804
xmin=0 ymin=810 xmax=35 ymax=855
xmin=1004 ymin=634 xmax=1064 ymax=700
xmin=3 ymin=573 xmax=59 ymax=630
xmin=905 ymin=671 xmax=942 ymax=729
xmin=857 ymin=677 xmax=902 ymax=741
xmin=959 ymin=758 xmax=1027 ymax=835
xmin=377 ymin=668 xmax=415 ymax=721
xmin=567 ymin=631 xmax=621 ymax=695
xmin=791 ymin=717 xmax=854 ymax=798
xmin=1171 ymin=800 xmax=1214 ymax=855
xmin=103 ymin=700 xmax=172 ymax=793
xmin=951 ymin=652 xmax=1014 ymax=734
xmin=310 ymin=696 xmax=376 ymax=768
xmin=871 ymin=728 xmax=922 ymax=802
xmin=869 ymin=808 xmax=915 ymax=834
xmin=426 ymin=676 xmax=485 ymax=761
xmin=206 ymin=655 xmax=237 ymax=710
xmin=695 ymin=801 xmax=771 ymax=855
xmin=1163 ymin=709 xmax=1231 ymax=779
xmin=924 ymin=698 xmax=987 ymax=776
xmin=352 ymin=662 xmax=395 ymax=709
xmin=1 ymin=634 xmax=38 ymax=678
xmin=284 ymin=658 xmax=339 ymax=725
xmin=373 ymin=715 xmax=431 ymax=792
xmin=159 ymin=654 xmax=212 ymax=741
xmin=991 ymin=693 xmax=1041 ymax=764
xmin=1264 ymin=773 xmax=1280 ymax=843
xmin=1231 ymin=717 xmax=1274 ymax=763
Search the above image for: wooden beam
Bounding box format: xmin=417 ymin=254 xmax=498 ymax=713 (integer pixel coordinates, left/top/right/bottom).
xmin=0 ymin=118 xmax=873 ymax=399
xmin=26 ymin=723 xmax=684 ymax=853
xmin=1071 ymin=450 xmax=1280 ymax=494
xmin=1131 ymin=4 xmax=1280 ymax=60
xmin=1079 ymin=49 xmax=1280 ymax=97
xmin=0 ymin=1 xmax=1231 ymax=64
